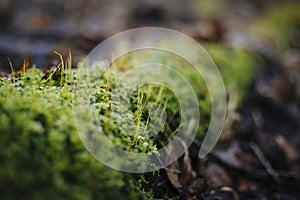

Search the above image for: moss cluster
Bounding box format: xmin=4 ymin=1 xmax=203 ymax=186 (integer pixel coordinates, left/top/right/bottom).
xmin=0 ymin=44 xmax=257 ymax=199
xmin=204 ymin=44 xmax=257 ymax=106
xmin=0 ymin=68 xmax=154 ymax=199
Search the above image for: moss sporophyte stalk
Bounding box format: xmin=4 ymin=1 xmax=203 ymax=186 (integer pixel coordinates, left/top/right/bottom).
xmin=0 ymin=44 xmax=256 ymax=198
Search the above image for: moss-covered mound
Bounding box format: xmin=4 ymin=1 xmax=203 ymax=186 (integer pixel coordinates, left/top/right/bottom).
xmin=0 ymin=68 xmax=154 ymax=199
xmin=0 ymin=45 xmax=256 ymax=199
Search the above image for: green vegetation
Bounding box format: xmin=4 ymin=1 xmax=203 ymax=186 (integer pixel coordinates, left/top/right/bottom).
xmin=205 ymin=44 xmax=257 ymax=106
xmin=0 ymin=45 xmax=257 ymax=199
xmin=0 ymin=67 xmax=154 ymax=199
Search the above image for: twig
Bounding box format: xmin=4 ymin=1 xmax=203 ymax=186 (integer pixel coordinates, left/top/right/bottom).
xmin=192 ymin=138 xmax=268 ymax=180
xmin=249 ymin=142 xmax=280 ymax=183
xmin=192 ymin=138 xmax=300 ymax=182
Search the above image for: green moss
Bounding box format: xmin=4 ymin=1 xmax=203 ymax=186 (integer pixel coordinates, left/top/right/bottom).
xmin=109 ymin=46 xmax=256 ymax=139
xmin=0 ymin=44 xmax=256 ymax=199
xmin=204 ymin=44 xmax=257 ymax=106
xmin=0 ymin=68 xmax=153 ymax=200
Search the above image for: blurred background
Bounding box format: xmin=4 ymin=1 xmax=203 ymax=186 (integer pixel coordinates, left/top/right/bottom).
xmin=0 ymin=0 xmax=298 ymax=71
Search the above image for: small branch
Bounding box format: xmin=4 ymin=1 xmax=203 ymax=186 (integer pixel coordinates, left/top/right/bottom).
xmin=192 ymin=138 xmax=300 ymax=182
xmin=250 ymin=142 xmax=280 ymax=183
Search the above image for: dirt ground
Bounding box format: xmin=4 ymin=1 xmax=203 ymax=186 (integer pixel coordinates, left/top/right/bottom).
xmin=0 ymin=0 xmax=300 ymax=199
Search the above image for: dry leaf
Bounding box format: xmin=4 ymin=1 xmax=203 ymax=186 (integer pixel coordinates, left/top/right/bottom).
xmin=164 ymin=136 xmax=197 ymax=191
xmin=275 ymin=134 xmax=298 ymax=161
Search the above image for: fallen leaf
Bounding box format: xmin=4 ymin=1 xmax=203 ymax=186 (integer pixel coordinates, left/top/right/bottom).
xmin=275 ymin=134 xmax=298 ymax=161
xmin=164 ymin=136 xmax=197 ymax=191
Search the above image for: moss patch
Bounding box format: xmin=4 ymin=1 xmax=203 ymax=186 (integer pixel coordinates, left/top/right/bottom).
xmin=0 ymin=45 xmax=257 ymax=199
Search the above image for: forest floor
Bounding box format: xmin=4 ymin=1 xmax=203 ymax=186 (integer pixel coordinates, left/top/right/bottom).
xmin=0 ymin=0 xmax=299 ymax=199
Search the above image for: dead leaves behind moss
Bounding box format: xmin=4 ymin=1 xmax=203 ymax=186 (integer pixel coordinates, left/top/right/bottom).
xmin=164 ymin=137 xmax=200 ymax=194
